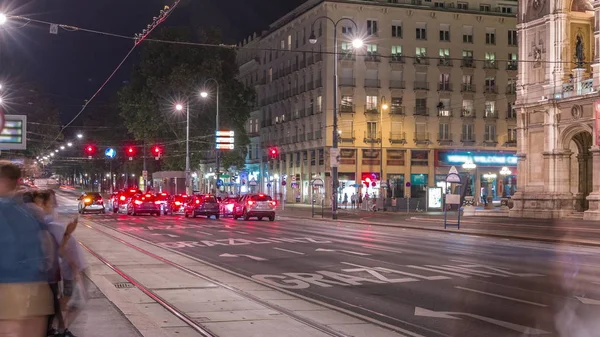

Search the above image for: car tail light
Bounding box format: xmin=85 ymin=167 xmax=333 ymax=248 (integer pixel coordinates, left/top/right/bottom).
xmin=195 ymin=199 xmax=200 ymax=204
xmin=97 ymin=198 xmax=103 ymax=204
xmin=119 ymin=196 xmax=125 ymax=201
xmin=154 ymin=201 xmax=162 ymax=205
xmin=134 ymin=200 xmax=142 ymax=205
xmin=83 ymin=198 xmax=91 ymax=203
xmin=247 ymin=200 xmax=255 ymax=206
xmin=174 ymin=201 xmax=181 ymax=206
xmin=270 ymin=201 xmax=277 ymax=207
xmin=145 ymin=194 xmax=151 ymax=198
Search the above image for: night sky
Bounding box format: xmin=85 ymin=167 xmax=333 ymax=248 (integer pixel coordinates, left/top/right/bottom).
xmin=3 ymin=0 xmax=304 ymax=124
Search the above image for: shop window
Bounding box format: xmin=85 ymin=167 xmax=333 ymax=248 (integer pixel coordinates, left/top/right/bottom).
xmin=318 ymin=149 xmax=324 ymax=165
xmin=387 ymin=150 xmax=405 ymax=166
xmin=388 ymin=174 xmax=405 ymax=198
xmin=411 ymin=150 xmax=429 ymax=166
xmin=410 ymin=174 xmax=428 ymax=198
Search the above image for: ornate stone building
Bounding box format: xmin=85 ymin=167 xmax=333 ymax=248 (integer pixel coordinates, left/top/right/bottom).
xmin=510 ymin=0 xmax=600 ymax=219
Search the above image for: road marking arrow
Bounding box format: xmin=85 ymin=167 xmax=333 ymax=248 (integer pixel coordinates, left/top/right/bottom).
xmin=315 ymin=248 xmax=370 ymax=256
xmin=150 ymin=233 xmax=180 ymax=238
xmin=219 ymin=253 xmax=267 ymax=261
xmin=576 ymin=296 xmax=600 ymax=305
xmin=414 ymin=307 xmax=550 ymax=335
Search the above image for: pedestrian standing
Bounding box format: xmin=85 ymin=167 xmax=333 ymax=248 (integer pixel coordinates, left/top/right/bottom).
xmin=343 ymin=193 xmax=348 ymax=209
xmin=358 ymin=193 xmax=363 ymax=210
xmin=350 ymin=193 xmax=356 ymax=209
xmin=0 ymin=161 xmax=53 ymax=337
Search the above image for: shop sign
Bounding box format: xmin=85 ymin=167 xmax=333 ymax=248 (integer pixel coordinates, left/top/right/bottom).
xmin=439 ymin=152 xmax=517 ymax=167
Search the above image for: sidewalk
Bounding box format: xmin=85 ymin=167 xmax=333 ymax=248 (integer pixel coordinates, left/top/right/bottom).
xmin=278 ymin=204 xmax=600 ymax=247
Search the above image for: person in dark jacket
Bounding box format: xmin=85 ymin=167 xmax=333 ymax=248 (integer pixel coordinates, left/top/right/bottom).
xmin=0 ymin=161 xmax=53 ymax=337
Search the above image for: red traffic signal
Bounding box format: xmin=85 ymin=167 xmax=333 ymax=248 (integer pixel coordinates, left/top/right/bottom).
xmin=152 ymin=145 xmax=162 ymax=155
xmin=125 ymin=146 xmax=136 ymax=157
xmin=84 ymin=144 xmax=96 ymax=156
xmin=269 ymin=147 xmax=279 ymax=158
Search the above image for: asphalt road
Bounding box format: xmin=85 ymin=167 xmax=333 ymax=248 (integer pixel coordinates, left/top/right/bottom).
xmin=56 ymin=191 xmax=600 ymax=337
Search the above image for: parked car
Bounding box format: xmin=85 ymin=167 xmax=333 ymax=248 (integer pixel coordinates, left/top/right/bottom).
xmin=168 ymin=194 xmax=189 ymax=215
xmin=220 ymin=197 xmax=240 ymax=218
xmin=127 ymin=193 xmax=161 ymax=216
xmin=234 ymin=194 xmax=277 ymax=221
xmin=77 ymin=192 xmax=105 ymax=214
xmin=114 ymin=188 xmax=142 ymax=213
xmin=184 ymin=194 xmax=220 ymax=219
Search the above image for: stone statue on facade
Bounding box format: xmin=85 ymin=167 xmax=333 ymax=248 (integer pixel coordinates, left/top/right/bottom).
xmin=575 ymin=34 xmax=585 ymax=68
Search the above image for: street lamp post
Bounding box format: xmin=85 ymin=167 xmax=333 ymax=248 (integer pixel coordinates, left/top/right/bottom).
xmin=309 ymin=17 xmax=363 ymax=220
xmin=200 ymin=79 xmax=220 ymax=194
xmin=380 ymin=97 xmax=388 ymax=211
xmin=175 ymin=103 xmax=191 ymax=194
xmin=482 ymin=172 xmax=497 ymax=209
xmin=499 ymin=166 xmax=512 ymax=209
xmin=462 ymin=159 xmax=477 ymax=215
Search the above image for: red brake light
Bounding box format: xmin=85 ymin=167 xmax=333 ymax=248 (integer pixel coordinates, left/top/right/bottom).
xmin=145 ymin=194 xmax=151 ymax=197
xmin=182 ymin=194 xmax=188 ymax=198
xmin=270 ymin=201 xmax=277 ymax=207
xmin=119 ymin=196 xmax=126 ymax=201
xmin=154 ymin=201 xmax=161 ymax=204
xmin=130 ymin=189 xmax=137 ymax=193
xmin=259 ymin=194 xmax=264 ymax=197
xmin=161 ymin=193 xmax=167 ymax=196
xmin=134 ymin=200 xmax=142 ymax=205
xmin=174 ymin=201 xmax=181 ymax=206
xmin=195 ymin=199 xmax=200 ymax=204
xmin=247 ymin=200 xmax=254 ymax=206
xmin=97 ymin=198 xmax=103 ymax=202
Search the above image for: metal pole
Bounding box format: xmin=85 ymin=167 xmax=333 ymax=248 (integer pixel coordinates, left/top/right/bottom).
xmin=109 ymin=160 xmax=113 ymax=194
xmin=143 ymin=141 xmax=147 ymax=191
xmin=215 ymin=83 xmax=220 ymax=194
xmin=185 ymin=102 xmax=191 ymax=194
xmin=332 ymin=24 xmax=339 ymax=220
xmin=380 ymin=97 xmax=386 ymax=211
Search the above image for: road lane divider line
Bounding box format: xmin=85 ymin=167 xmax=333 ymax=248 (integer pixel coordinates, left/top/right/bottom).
xmin=85 ymin=220 xmax=432 ymax=337
xmin=362 ymin=245 xmax=403 ymax=254
xmin=274 ymin=247 xmax=305 ymax=255
xmin=455 ymin=286 xmax=548 ymax=307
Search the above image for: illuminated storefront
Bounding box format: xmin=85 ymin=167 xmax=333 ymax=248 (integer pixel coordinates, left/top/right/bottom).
xmin=436 ymin=151 xmax=517 ymax=204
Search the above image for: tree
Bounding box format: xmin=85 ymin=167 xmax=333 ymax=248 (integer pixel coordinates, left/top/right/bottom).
xmin=118 ymin=27 xmax=254 ymax=172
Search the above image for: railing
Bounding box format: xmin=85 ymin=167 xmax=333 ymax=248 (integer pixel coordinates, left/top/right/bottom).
xmin=506 ymin=110 xmax=517 ymax=119
xmin=339 ymin=130 xmax=355 ymax=143
xmin=340 ymin=104 xmax=355 ymax=113
xmin=339 ymin=77 xmax=356 ymax=86
xmin=338 ymin=53 xmax=356 ymax=61
xmin=389 ymin=106 xmax=405 ymax=115
xmin=438 ymin=83 xmax=452 ymax=91
xmin=315 ymin=130 xmax=322 ymax=139
xmin=506 ymin=61 xmax=518 ymax=70
xmin=364 ymin=131 xmax=381 ymax=143
xmin=484 ymin=85 xmax=498 ymax=94
xmin=390 ymin=80 xmax=406 ymax=89
xmin=314 ymin=53 xmax=323 ymax=62
xmin=414 ymin=132 xmax=430 ymax=142
xmin=438 ymin=133 xmax=452 ymax=141
xmin=438 ymin=58 xmax=453 ymax=66
xmin=414 ymin=106 xmax=428 ymax=116
xmin=483 ymin=60 xmax=498 ymax=69
xmin=314 ymin=79 xmax=322 ymax=88
xmin=389 ymin=131 xmax=407 ymax=144
xmin=414 ymin=81 xmax=429 ymax=90
xmin=365 ymin=53 xmax=381 ymax=62
xmin=562 ymin=79 xmax=594 ymax=98
xmin=364 ymin=105 xmax=379 ymax=114
xmin=461 ymin=109 xmax=475 ymax=118
xmin=461 ymin=83 xmax=476 ymax=92
xmin=390 ymin=55 xmax=405 ymax=63
xmin=461 ymin=58 xmax=475 ymax=68
xmin=299 ymin=84 xmax=305 ymax=92
xmin=307 ymin=82 xmax=314 ymax=91
xmin=414 ymin=57 xmax=430 ymax=65
xmin=484 ymin=110 xmax=499 ymax=118
xmin=461 ymin=134 xmax=476 ymax=142
xmin=364 ymin=79 xmax=381 ymax=88
xmin=484 ymin=134 xmax=497 ymax=142
xmin=437 ymin=109 xmax=452 ymax=117
xmin=506 ymin=84 xmax=517 ymax=95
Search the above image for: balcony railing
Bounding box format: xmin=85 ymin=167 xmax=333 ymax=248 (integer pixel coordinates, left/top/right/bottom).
xmin=389 ymin=131 xmax=407 ymax=144
xmin=484 ymin=110 xmax=499 ymax=118
xmin=365 ymin=53 xmax=381 ymax=62
xmin=483 ymin=60 xmax=498 ymax=69
xmin=438 ymin=83 xmax=452 ymax=91
xmin=561 ymin=78 xmax=594 ymax=98
xmin=339 ymin=130 xmax=355 ymax=143
xmin=437 ymin=109 xmax=452 ymax=117
xmin=364 ymin=131 xmax=381 ymax=143
xmin=364 ymin=79 xmax=381 ymax=88
xmin=461 ymin=109 xmax=476 ymax=118
xmin=414 ymin=106 xmax=428 ymax=116
xmin=461 ymin=134 xmax=476 ymax=142
xmin=364 ymin=105 xmax=379 ymax=114
xmin=314 ymin=79 xmax=322 ymax=88
xmin=438 ymin=58 xmax=453 ymax=67
xmin=307 ymin=82 xmax=314 ymax=91
xmin=484 ymin=134 xmax=497 ymax=143
xmin=390 ymin=55 xmax=405 ymax=63
xmin=461 ymin=58 xmax=475 ymax=68
xmin=414 ymin=56 xmax=430 ymax=65
xmin=506 ymin=61 xmax=518 ymax=70
xmin=414 ymin=81 xmax=429 ymax=90
xmin=339 ymin=77 xmax=356 ymax=87
xmin=389 ymin=80 xmax=406 ymax=89
xmin=506 ymin=110 xmax=517 ymax=120
xmin=484 ymin=85 xmax=498 ymax=94
xmin=461 ymin=83 xmax=476 ymax=92
xmin=340 ymin=104 xmax=355 ymax=113
xmin=338 ymin=53 xmax=356 ymax=61
xmin=438 ymin=133 xmax=453 ymax=142
xmin=414 ymin=132 xmax=430 ymax=143
xmin=389 ymin=106 xmax=405 ymax=115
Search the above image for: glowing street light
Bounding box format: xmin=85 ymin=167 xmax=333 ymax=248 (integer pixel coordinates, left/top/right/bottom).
xmin=0 ymin=13 xmax=7 ymax=25
xmin=76 ymin=133 xmax=83 ymax=139
xmin=60 ymin=146 xmax=65 ymax=150
xmin=67 ymin=142 xmax=73 ymax=147
xmin=50 ymin=153 xmax=55 ymax=157
xmin=175 ymin=103 xmax=183 ymax=111
xmin=54 ymin=149 xmax=59 ymax=153
xmin=200 ymin=91 xmax=208 ymax=98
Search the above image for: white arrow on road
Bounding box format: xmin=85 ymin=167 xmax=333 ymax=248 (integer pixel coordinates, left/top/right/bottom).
xmin=219 ymin=253 xmax=267 ymax=261
xmin=576 ymin=296 xmax=600 ymax=305
xmin=414 ymin=307 xmax=550 ymax=335
xmin=315 ymin=248 xmax=370 ymax=256
xmin=151 ymin=233 xmax=180 ymax=238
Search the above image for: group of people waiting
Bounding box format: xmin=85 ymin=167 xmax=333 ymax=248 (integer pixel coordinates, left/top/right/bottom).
xmin=0 ymin=161 xmax=88 ymax=337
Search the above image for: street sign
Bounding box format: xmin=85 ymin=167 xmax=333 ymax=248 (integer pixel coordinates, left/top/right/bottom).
xmin=291 ymin=182 xmax=299 ymax=188
xmin=215 ymin=137 xmax=234 ymax=143
xmin=104 ymin=148 xmax=116 ymax=159
xmin=216 ymin=144 xmax=235 ymax=150
xmin=291 ymin=175 xmax=297 ymax=182
xmin=311 ymin=177 xmax=324 ymax=188
xmin=0 ymin=115 xmax=27 ymax=150
xmin=405 ymin=182 xmax=412 ymax=188
xmin=267 ymin=183 xmax=272 ymax=188
xmin=281 ymin=180 xmax=287 ymax=186
xmin=216 ymin=130 xmax=235 ymax=137
xmin=330 ymin=148 xmax=340 ymax=168
xmin=216 ymin=179 xmax=224 ymax=187
xmin=142 ymin=170 xmax=148 ymax=180
xmin=446 ymin=173 xmax=462 ymax=183
xmin=448 ymin=166 xmax=459 ymax=175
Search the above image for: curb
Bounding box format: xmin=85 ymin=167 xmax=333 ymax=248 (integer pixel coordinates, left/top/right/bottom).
xmin=278 ymin=214 xmax=600 ymax=248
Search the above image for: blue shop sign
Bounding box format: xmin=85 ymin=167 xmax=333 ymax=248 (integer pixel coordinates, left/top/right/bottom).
xmin=439 ymin=152 xmax=517 ymax=167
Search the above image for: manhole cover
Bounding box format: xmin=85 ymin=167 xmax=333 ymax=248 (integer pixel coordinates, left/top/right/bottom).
xmin=114 ymin=282 xmax=135 ymax=289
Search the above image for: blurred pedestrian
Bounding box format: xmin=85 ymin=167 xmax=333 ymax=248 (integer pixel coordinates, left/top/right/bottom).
xmin=0 ymin=161 xmax=53 ymax=337
xmin=33 ymin=190 xmax=88 ymax=337
xmin=343 ymin=193 xmax=348 ymax=209
xmin=350 ymin=193 xmax=356 ymax=209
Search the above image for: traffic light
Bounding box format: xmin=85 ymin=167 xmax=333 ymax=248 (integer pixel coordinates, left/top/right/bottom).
xmin=152 ymin=145 xmax=162 ymax=159
xmin=269 ymin=147 xmax=279 ymax=159
xmin=84 ymin=144 xmax=96 ymax=157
